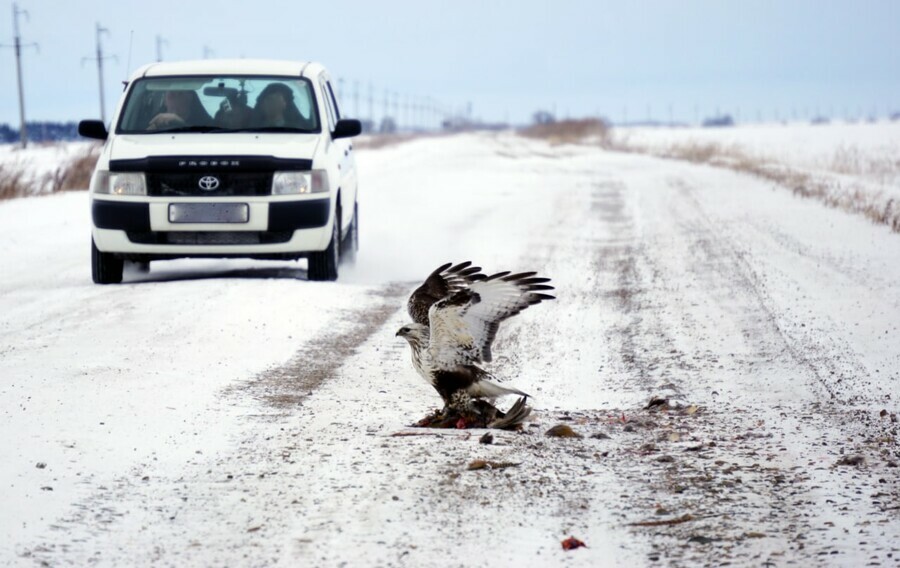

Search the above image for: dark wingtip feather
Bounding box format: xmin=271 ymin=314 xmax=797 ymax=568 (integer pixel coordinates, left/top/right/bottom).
xmin=517 ymin=277 xmax=552 ymax=286
xmin=432 ymin=262 xmax=453 ymax=275
xmin=502 ymin=271 xmax=537 ymax=281
xmin=457 ymin=267 xmax=483 ymax=278
xmin=449 ymin=261 xmax=472 ymax=271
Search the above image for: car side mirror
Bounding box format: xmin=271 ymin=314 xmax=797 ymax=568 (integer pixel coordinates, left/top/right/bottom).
xmin=332 ymin=119 xmax=361 ymax=140
xmin=79 ymin=119 xmax=109 ymax=141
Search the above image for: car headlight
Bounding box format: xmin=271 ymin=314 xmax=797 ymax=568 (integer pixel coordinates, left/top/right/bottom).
xmin=92 ymin=171 xmax=147 ymax=196
xmin=272 ymin=170 xmax=329 ymax=195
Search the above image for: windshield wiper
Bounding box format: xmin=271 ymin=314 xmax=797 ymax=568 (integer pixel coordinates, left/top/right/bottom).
xmin=229 ymin=126 xmax=314 ymax=133
xmin=150 ymin=125 xmax=229 ymax=134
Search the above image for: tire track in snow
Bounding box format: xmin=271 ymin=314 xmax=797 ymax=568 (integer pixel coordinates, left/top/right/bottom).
xmin=226 ymin=282 xmax=408 ymax=416
xmin=502 ymin=155 xmax=899 ymax=566
xmin=20 ymin=281 xmax=410 ymax=567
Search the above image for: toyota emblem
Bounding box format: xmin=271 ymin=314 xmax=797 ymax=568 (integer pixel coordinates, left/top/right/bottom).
xmin=198 ymin=175 xmax=220 ymax=191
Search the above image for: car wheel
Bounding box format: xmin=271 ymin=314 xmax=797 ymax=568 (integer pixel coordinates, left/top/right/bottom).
xmin=92 ymin=238 xmax=123 ymax=284
xmin=307 ymin=218 xmax=339 ymax=281
xmin=340 ymin=202 xmax=359 ymax=264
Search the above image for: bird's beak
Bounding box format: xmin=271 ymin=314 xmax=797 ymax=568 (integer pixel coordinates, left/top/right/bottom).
xmin=395 ymin=330 xmax=402 ymax=337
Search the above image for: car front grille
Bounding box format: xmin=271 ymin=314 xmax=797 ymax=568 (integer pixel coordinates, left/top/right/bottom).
xmin=127 ymin=231 xmax=293 ymax=245
xmin=146 ymin=172 xmax=273 ymax=197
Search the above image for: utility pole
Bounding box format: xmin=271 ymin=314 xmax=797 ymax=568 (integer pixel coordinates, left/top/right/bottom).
xmin=82 ymin=23 xmax=115 ymax=123
xmin=156 ymin=35 xmax=167 ymax=62
xmin=203 ymin=45 xmax=214 ymax=59
xmin=353 ymin=80 xmax=359 ymax=119
xmin=367 ymin=82 xmax=373 ymax=124
xmin=404 ymin=95 xmax=410 ymax=131
xmin=96 ymin=24 xmax=109 ymax=124
xmin=393 ymin=92 xmax=400 ymax=128
xmin=2 ymin=3 xmax=39 ymax=147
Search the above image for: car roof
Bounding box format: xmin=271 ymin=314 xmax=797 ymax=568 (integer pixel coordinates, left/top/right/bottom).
xmin=130 ymin=59 xmax=326 ymax=81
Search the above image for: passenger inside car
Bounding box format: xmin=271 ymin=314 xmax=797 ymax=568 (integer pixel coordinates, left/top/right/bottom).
xmin=253 ymin=83 xmax=305 ymax=128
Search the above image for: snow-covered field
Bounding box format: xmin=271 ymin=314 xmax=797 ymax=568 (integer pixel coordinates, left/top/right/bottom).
xmin=616 ymin=122 xmax=900 ymax=233
xmin=619 ymin=121 xmax=900 ymax=183
xmin=1 ymin=128 xmax=899 ymax=566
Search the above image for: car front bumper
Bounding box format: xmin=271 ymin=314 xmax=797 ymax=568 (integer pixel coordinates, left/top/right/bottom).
xmin=91 ymin=195 xmax=332 ymax=259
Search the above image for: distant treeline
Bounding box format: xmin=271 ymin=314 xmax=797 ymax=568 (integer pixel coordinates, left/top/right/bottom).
xmin=0 ymin=122 xmax=81 ymax=144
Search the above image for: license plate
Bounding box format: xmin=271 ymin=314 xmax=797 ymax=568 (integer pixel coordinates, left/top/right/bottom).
xmin=169 ymin=203 xmax=249 ymax=224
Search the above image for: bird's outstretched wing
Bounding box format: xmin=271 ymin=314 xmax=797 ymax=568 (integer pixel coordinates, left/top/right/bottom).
xmin=407 ymin=261 xmax=486 ymax=326
xmin=428 ymin=270 xmax=555 ymax=367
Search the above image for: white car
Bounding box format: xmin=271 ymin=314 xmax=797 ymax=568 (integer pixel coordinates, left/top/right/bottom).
xmin=79 ymin=59 xmax=361 ymax=283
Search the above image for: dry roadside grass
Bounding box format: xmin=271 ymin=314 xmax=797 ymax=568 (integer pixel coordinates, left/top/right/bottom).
xmin=829 ymin=145 xmax=900 ymax=183
xmin=0 ymin=165 xmax=29 ymax=200
xmin=0 ymin=144 xmax=100 ymax=200
xmin=518 ymin=118 xmax=611 ymax=146
xmin=49 ymin=145 xmax=101 ymax=192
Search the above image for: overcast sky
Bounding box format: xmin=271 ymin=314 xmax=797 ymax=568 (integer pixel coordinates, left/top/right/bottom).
xmin=1 ymin=0 xmax=898 ymax=126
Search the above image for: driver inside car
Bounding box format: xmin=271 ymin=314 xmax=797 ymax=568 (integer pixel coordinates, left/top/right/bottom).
xmin=147 ymin=89 xmax=213 ymax=130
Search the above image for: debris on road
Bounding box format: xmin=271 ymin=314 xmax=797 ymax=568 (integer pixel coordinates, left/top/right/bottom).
xmin=545 ymin=424 xmax=583 ymax=438
xmin=627 ymin=514 xmax=695 ymax=527
xmin=561 ymin=536 xmax=587 ymax=550
xmin=466 ymin=460 xmax=520 ymax=471
xmin=836 ymin=455 xmax=865 ymax=467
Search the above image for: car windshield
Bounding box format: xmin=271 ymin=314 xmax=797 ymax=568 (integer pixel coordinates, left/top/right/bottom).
xmin=117 ymin=75 xmax=319 ymax=134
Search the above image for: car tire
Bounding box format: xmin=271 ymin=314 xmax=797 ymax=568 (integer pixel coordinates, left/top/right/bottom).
xmin=92 ymin=238 xmax=124 ymax=284
xmin=340 ymin=202 xmax=359 ymax=264
xmin=307 ymin=217 xmax=339 ymax=281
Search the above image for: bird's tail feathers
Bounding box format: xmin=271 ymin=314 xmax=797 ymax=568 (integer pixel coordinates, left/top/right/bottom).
xmin=488 ymin=396 xmax=533 ymax=430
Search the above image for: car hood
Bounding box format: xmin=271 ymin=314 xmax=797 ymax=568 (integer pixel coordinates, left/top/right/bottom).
xmin=108 ymin=133 xmax=321 ymax=161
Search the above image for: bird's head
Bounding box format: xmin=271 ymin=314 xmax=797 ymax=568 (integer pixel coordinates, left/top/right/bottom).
xmin=396 ymin=323 xmax=428 ymax=346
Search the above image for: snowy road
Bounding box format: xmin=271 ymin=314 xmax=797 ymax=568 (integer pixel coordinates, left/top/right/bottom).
xmin=2 ymin=132 xmax=899 ymax=566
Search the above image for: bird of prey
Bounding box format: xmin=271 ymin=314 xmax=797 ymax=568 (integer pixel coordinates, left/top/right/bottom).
xmin=396 ymin=261 xmax=554 ymax=428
